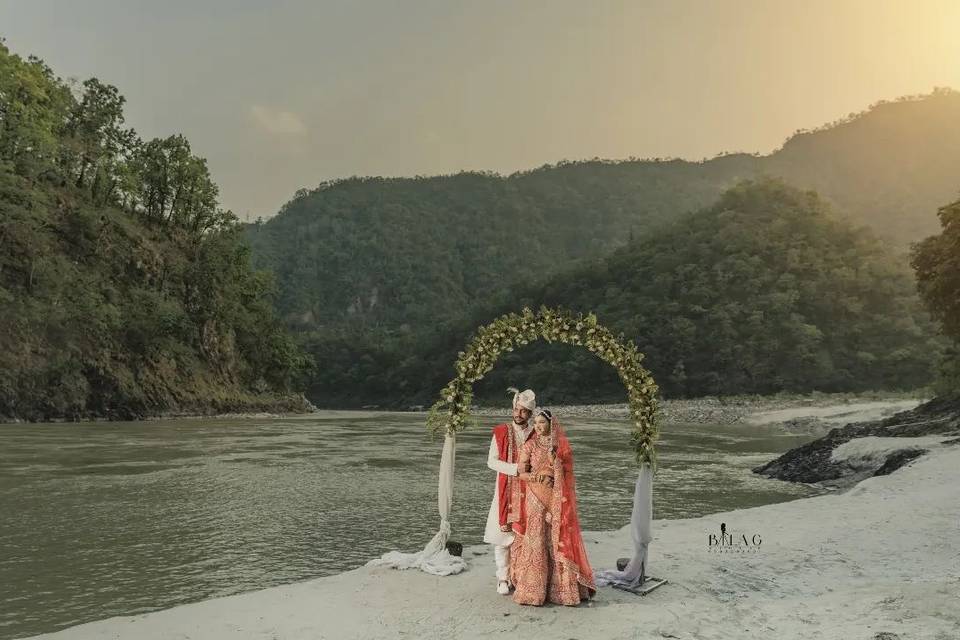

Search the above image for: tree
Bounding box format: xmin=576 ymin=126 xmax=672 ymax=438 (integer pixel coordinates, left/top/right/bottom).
xmin=130 ymin=134 xmax=234 ymax=233
xmin=0 ymin=40 xmax=309 ymax=420
xmin=61 ymin=77 xmax=137 ymax=203
xmin=911 ymin=195 xmax=960 ymax=394
xmin=0 ymin=43 xmax=72 ymax=179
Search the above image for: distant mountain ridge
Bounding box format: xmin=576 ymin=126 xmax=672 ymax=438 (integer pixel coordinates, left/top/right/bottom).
xmin=247 ymin=89 xmax=960 ymax=337
xmin=246 ymin=89 xmax=960 ymax=406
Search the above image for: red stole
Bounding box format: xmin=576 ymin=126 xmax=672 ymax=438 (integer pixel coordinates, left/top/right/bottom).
xmin=493 ymin=423 xmax=530 ymax=530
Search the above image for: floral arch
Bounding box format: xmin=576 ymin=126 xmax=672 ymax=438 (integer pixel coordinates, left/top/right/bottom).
xmin=373 ymin=306 xmax=662 ymax=588
xmin=426 ymin=306 xmax=660 ymax=464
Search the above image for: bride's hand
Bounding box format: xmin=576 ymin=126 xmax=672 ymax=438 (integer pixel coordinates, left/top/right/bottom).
xmin=534 ymin=473 xmax=554 ymax=486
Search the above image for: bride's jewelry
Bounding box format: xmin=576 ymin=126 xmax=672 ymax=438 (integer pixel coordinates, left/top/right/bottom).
xmin=535 ymin=434 xmax=551 ymax=449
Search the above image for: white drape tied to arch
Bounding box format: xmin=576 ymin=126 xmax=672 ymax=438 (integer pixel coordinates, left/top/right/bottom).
xmin=368 ymin=432 xmax=467 ymax=575
xmin=594 ymin=463 xmax=653 ymax=587
xmin=370 ymin=431 xmax=655 ymax=584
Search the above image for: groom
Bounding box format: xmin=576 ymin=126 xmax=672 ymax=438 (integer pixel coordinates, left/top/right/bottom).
xmin=483 ymin=387 xmax=536 ymax=595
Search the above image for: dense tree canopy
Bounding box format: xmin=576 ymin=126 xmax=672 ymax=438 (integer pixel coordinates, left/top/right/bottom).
xmin=299 ymin=180 xmax=944 ymax=407
xmin=487 ymin=179 xmax=944 ymax=400
xmin=911 ymin=194 xmax=960 ymax=395
xmin=0 ymin=41 xmax=310 ymax=420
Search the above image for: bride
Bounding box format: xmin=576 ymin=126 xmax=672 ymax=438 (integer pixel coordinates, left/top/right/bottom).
xmin=509 ymin=407 xmax=596 ymax=606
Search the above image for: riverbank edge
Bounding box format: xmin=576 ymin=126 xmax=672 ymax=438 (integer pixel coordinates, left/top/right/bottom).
xmin=2 ymin=389 xmax=925 ymax=426
xmin=0 ymin=391 xmax=317 ymax=424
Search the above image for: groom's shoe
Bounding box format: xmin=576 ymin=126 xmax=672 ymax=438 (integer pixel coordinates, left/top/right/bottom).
xmin=496 ymin=580 xmax=510 ymax=595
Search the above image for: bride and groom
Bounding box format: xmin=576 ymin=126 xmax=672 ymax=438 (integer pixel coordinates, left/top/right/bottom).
xmin=483 ymin=388 xmax=596 ymax=606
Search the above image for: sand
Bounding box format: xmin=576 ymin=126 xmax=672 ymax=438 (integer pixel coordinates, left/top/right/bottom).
xmin=744 ymin=399 xmax=925 ymax=427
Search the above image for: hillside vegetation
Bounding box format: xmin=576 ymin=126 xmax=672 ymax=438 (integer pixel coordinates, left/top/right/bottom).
xmin=0 ymin=42 xmax=311 ymax=421
xmin=303 ymin=180 xmax=945 ymax=406
xmin=248 ymin=89 xmax=960 ymax=335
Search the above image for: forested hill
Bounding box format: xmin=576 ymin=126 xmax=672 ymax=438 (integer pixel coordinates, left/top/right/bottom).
xmin=303 ymin=180 xmax=947 ymax=407
xmin=0 ymin=43 xmax=311 ymax=421
xmin=457 ymin=179 xmax=945 ymax=403
xmin=764 ymin=89 xmax=960 ymax=244
xmin=247 ymin=89 xmax=960 ymax=336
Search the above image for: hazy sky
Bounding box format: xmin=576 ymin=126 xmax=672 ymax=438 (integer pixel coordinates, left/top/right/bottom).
xmin=2 ymin=0 xmax=959 ymax=218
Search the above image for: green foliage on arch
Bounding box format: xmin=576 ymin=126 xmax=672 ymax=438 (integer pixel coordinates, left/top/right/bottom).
xmin=427 ymin=306 xmax=661 ymax=466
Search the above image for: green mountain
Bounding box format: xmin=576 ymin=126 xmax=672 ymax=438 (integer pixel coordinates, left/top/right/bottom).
xmin=249 ymin=90 xmax=959 ymax=333
xmin=248 ymin=91 xmax=958 ymax=406
xmin=297 ymin=180 xmax=945 ymax=407
xmin=454 ymin=179 xmax=945 ymax=403
xmin=0 ymin=42 xmax=311 ymax=421
xmin=245 ymin=156 xmax=760 ymax=331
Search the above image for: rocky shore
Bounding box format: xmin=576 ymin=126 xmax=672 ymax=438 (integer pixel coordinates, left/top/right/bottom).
xmin=753 ymin=394 xmax=960 ymax=489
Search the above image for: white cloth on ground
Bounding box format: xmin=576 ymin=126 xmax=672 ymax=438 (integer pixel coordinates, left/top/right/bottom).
xmin=368 ymin=432 xmax=467 ymax=575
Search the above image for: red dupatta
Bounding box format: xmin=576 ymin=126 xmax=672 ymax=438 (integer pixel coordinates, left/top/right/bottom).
xmin=549 ymin=422 xmax=596 ymax=594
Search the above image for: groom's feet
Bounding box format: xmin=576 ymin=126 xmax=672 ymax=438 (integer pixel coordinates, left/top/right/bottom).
xmin=496 ymin=580 xmax=510 ymax=595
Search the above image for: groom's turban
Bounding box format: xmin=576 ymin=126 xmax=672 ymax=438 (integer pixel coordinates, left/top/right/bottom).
xmin=508 ymin=387 xmax=537 ymax=411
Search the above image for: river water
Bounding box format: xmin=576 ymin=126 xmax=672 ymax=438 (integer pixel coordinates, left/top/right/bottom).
xmin=0 ymin=411 xmax=820 ymax=639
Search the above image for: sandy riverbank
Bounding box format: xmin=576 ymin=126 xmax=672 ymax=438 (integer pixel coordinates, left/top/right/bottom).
xmin=26 ymin=396 xmax=958 ymax=640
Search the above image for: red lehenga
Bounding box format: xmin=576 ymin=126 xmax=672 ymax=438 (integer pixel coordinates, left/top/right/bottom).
xmin=509 ymin=422 xmax=596 ymax=606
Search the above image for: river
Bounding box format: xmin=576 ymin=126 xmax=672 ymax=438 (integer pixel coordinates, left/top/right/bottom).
xmin=0 ymin=411 xmax=820 ymax=639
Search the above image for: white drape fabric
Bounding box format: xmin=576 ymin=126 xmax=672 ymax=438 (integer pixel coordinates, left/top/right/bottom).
xmin=368 ymin=432 xmax=467 ymax=575
xmin=594 ymin=463 xmax=653 ymax=587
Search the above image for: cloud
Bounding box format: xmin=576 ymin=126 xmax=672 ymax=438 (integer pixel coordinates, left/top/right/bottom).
xmin=250 ymin=105 xmax=308 ymax=135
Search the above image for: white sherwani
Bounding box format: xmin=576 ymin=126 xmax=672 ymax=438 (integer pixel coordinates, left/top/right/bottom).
xmin=483 ymin=421 xmax=534 ymax=547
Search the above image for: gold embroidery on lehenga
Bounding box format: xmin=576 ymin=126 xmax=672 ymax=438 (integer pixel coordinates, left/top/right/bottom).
xmin=509 ymin=439 xmax=595 ymax=606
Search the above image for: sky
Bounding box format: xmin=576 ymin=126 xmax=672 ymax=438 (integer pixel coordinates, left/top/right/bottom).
xmin=2 ymin=0 xmax=959 ymax=219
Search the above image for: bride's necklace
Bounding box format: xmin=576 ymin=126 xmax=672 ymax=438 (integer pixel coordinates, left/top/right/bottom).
xmin=535 ymin=434 xmax=551 ymax=449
